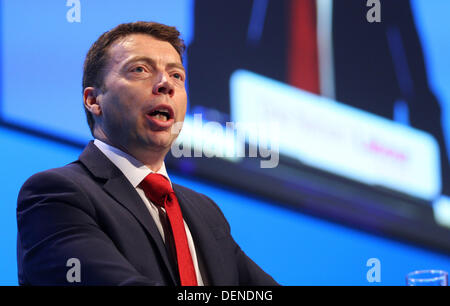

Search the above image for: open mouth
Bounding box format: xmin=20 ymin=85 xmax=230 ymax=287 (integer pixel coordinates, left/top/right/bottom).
xmin=147 ymin=104 xmax=174 ymax=122
xmin=146 ymin=104 xmax=175 ymax=129
xmin=149 ymin=109 xmax=171 ymax=122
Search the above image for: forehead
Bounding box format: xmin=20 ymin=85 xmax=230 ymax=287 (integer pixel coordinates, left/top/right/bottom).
xmin=106 ymin=33 xmax=182 ymax=67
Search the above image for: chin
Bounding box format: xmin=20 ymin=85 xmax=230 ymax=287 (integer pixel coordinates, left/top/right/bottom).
xmin=146 ymin=135 xmax=174 ymax=151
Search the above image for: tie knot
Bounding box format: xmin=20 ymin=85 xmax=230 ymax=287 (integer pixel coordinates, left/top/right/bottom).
xmin=140 ymin=173 xmax=173 ymax=207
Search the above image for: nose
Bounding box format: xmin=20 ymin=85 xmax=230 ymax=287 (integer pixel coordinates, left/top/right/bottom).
xmin=152 ymin=73 xmax=174 ymax=97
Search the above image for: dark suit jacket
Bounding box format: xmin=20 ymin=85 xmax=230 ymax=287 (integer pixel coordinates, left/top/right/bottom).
xmin=16 ymin=141 xmax=277 ymax=286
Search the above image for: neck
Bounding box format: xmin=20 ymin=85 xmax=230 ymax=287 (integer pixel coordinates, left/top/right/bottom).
xmin=94 ymin=131 xmax=167 ymax=172
xmin=130 ymin=146 xmax=167 ymax=172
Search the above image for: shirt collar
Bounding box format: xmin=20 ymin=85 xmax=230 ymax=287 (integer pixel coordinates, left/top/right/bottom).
xmin=93 ymin=139 xmax=171 ymax=188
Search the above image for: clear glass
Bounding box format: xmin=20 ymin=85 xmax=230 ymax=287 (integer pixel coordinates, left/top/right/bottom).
xmin=406 ymin=270 xmax=448 ymax=286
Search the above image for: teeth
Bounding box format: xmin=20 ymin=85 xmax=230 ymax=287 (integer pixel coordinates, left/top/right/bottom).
xmin=156 ymin=108 xmax=169 ymax=114
xmin=155 ymin=114 xmax=168 ymax=122
xmin=149 ymin=107 xmax=171 ymax=122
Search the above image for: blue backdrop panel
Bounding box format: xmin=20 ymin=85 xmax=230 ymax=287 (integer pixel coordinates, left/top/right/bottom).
xmin=1 ymin=0 xmax=193 ymax=143
xmin=412 ymin=0 xmax=450 ymax=155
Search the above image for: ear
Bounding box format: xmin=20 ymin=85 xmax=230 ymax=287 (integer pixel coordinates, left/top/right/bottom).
xmin=83 ymin=87 xmax=102 ymax=116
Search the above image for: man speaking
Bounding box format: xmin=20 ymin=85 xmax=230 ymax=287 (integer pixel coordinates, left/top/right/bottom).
xmin=16 ymin=21 xmax=278 ymax=286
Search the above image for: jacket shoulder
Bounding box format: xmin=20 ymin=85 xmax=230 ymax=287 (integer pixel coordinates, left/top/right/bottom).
xmin=172 ymin=182 xmax=230 ymax=229
xmin=17 ymin=161 xmax=94 ymax=212
xmin=20 ymin=161 xmax=90 ymax=189
xmin=172 ymin=183 xmax=218 ymax=208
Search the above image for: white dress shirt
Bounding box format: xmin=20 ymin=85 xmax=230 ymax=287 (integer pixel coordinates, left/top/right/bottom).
xmin=93 ymin=139 xmax=205 ymax=285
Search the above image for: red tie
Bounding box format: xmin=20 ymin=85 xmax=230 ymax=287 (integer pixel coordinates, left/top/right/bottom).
xmin=289 ymin=0 xmax=320 ymax=94
xmin=140 ymin=173 xmax=198 ymax=286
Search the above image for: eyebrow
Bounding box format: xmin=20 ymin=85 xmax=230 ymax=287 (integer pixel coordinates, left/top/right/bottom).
xmin=123 ymin=56 xmax=185 ymax=72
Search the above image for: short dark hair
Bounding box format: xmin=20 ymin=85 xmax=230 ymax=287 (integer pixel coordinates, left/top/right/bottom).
xmin=82 ymin=21 xmax=186 ymax=135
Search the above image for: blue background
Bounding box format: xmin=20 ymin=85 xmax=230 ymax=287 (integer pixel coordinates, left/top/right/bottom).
xmin=1 ymin=0 xmax=450 ymax=285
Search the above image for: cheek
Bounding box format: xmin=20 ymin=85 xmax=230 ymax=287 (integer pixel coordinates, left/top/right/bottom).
xmin=178 ymin=103 xmax=187 ymax=119
xmin=104 ymin=97 xmax=126 ymax=120
xmin=175 ymin=93 xmax=188 ymax=120
xmin=102 ymin=96 xmax=139 ymax=130
xmin=105 ymin=84 xmax=141 ymax=113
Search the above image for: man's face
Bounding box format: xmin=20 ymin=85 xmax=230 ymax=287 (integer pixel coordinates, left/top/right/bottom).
xmin=94 ymin=34 xmax=187 ymax=157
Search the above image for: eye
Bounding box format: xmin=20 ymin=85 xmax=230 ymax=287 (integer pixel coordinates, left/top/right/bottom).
xmin=131 ymin=66 xmax=145 ymax=73
xmin=172 ymin=72 xmax=183 ymax=80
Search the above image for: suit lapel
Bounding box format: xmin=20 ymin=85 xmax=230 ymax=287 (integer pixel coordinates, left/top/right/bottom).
xmin=79 ymin=142 xmax=178 ymax=284
xmin=174 ymin=185 xmax=232 ymax=285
